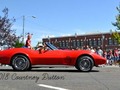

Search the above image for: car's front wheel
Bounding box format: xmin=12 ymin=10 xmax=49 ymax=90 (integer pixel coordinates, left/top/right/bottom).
xmin=11 ymin=55 xmax=31 ymax=71
xmin=76 ymin=56 xmax=94 ymax=72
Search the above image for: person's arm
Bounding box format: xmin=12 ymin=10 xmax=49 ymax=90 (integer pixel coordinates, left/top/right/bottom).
xmin=28 ymin=40 xmax=32 ymax=49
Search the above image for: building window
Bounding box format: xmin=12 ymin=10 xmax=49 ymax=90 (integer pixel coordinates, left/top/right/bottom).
xmin=89 ymin=40 xmax=92 ymax=46
xmin=77 ymin=40 xmax=80 ymax=47
xmin=81 ymin=41 xmax=83 ymax=46
xmin=98 ymin=39 xmax=101 ymax=46
xmin=93 ymin=40 xmax=97 ymax=46
xmin=97 ymin=38 xmax=102 ymax=46
xmin=86 ymin=39 xmax=88 ymax=45
xmin=62 ymin=41 xmax=65 ymax=47
xmin=108 ymin=38 xmax=113 ymax=45
xmin=59 ymin=41 xmax=62 ymax=47
xmin=66 ymin=40 xmax=69 ymax=47
xmin=72 ymin=40 xmax=76 ymax=47
xmin=113 ymin=39 xmax=118 ymax=45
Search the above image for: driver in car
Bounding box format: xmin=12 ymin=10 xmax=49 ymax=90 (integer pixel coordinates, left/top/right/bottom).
xmin=37 ymin=43 xmax=47 ymax=54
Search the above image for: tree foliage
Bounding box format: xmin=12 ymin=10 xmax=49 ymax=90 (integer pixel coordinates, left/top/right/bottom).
xmin=112 ymin=4 xmax=120 ymax=44
xmin=0 ymin=7 xmax=18 ymax=47
xmin=13 ymin=40 xmax=24 ymax=48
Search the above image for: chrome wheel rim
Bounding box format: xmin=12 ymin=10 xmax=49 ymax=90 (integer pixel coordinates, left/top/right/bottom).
xmin=13 ymin=57 xmax=27 ymax=70
xmin=79 ymin=57 xmax=91 ymax=71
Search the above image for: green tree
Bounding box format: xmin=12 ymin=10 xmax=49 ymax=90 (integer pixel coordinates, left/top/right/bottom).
xmin=112 ymin=4 xmax=120 ymax=43
xmin=14 ymin=40 xmax=24 ymax=48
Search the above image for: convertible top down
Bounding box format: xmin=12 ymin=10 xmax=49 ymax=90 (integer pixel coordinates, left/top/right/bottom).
xmin=0 ymin=43 xmax=106 ymax=72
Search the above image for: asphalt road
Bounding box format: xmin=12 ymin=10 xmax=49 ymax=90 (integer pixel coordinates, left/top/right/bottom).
xmin=0 ymin=66 xmax=119 ymax=90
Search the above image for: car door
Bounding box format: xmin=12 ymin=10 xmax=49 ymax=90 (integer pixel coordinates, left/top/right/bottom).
xmin=36 ymin=50 xmax=65 ymax=65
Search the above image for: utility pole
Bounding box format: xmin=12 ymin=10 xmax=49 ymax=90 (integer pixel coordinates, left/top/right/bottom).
xmin=22 ymin=15 xmax=36 ymax=43
xmin=22 ymin=15 xmax=25 ymax=43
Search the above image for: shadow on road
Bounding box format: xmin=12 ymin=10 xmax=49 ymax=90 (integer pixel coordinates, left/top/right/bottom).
xmin=0 ymin=68 xmax=99 ymax=73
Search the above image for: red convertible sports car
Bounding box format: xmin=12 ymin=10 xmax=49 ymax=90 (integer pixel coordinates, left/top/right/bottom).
xmin=0 ymin=43 xmax=106 ymax=72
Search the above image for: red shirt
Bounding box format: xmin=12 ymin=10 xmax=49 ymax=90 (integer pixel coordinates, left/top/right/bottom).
xmin=114 ymin=50 xmax=119 ymax=57
xmin=25 ymin=39 xmax=31 ymax=48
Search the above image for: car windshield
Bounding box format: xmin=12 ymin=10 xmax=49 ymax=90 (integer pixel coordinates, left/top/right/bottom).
xmin=45 ymin=42 xmax=58 ymax=50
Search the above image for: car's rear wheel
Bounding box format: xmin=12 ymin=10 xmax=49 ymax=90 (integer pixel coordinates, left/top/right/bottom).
xmin=76 ymin=56 xmax=94 ymax=72
xmin=11 ymin=55 xmax=31 ymax=71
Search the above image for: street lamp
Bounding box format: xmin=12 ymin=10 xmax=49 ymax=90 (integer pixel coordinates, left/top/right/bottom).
xmin=22 ymin=15 xmax=36 ymax=43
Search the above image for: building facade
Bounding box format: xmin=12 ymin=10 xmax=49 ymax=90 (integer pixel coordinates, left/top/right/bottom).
xmin=43 ymin=32 xmax=120 ymax=50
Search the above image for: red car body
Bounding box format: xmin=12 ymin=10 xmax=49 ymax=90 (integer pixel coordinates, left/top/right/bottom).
xmin=0 ymin=43 xmax=106 ymax=72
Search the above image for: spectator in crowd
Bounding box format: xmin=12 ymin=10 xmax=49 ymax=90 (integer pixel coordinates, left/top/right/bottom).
xmin=97 ymin=47 xmax=103 ymax=56
xmin=94 ymin=48 xmax=97 ymax=53
xmin=114 ymin=48 xmax=119 ymax=65
xmin=118 ymin=48 xmax=120 ymax=61
xmin=103 ymin=50 xmax=108 ymax=65
xmin=91 ymin=47 xmax=95 ymax=53
xmin=86 ymin=45 xmax=90 ymax=50
xmin=107 ymin=50 xmax=114 ymax=65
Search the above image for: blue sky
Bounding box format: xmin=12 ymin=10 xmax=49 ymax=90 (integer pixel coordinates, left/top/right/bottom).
xmin=0 ymin=0 xmax=119 ymax=46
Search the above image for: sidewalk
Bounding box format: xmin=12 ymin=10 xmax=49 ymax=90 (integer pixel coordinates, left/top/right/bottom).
xmin=99 ymin=65 xmax=120 ymax=68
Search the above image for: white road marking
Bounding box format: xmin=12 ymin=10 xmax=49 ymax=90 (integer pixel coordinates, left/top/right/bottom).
xmin=38 ymin=84 xmax=69 ymax=90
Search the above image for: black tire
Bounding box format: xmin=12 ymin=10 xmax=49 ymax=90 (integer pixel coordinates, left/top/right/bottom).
xmin=76 ymin=56 xmax=94 ymax=72
xmin=11 ymin=55 xmax=31 ymax=71
xmin=75 ymin=64 xmax=79 ymax=70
